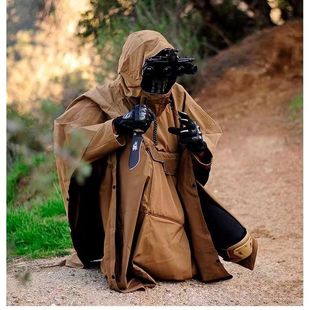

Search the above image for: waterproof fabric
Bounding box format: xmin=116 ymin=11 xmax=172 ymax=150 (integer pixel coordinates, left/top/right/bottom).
xmin=54 ymin=30 xmax=255 ymax=292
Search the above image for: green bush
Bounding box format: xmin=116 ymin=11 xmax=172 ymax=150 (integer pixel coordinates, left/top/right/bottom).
xmin=7 ymin=154 xmax=46 ymax=206
xmin=7 ymin=158 xmax=30 ymax=205
xmin=7 ymin=100 xmax=63 ymax=169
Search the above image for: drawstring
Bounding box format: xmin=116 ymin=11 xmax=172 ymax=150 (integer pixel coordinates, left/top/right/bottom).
xmin=140 ymin=95 xmax=158 ymax=146
xmin=153 ymin=118 xmax=158 ymax=146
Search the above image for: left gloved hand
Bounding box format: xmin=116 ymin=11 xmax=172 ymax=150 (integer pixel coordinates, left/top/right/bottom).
xmin=168 ymin=111 xmax=207 ymax=153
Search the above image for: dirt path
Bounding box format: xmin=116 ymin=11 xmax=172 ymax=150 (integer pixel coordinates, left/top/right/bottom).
xmin=7 ymin=21 xmax=303 ymax=306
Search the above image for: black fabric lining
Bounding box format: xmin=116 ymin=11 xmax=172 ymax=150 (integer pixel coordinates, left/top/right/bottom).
xmin=68 ymin=159 xmax=106 ymax=267
xmin=197 ymin=185 xmax=246 ymax=259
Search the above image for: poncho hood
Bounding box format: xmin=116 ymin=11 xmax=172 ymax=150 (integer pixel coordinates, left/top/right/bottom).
xmin=117 ymin=30 xmax=174 ymax=98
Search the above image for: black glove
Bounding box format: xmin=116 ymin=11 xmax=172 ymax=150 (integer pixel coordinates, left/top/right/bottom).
xmin=168 ymin=111 xmax=207 ymax=153
xmin=113 ymin=104 xmax=155 ymax=135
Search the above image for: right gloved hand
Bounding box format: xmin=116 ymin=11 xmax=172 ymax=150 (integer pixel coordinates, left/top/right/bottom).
xmin=112 ymin=104 xmax=155 ymax=135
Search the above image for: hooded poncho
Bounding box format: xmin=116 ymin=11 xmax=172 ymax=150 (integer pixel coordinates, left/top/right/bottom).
xmin=54 ymin=30 xmax=256 ymax=292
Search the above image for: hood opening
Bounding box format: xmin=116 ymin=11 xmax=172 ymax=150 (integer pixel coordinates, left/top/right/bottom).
xmin=117 ymin=30 xmax=174 ymax=98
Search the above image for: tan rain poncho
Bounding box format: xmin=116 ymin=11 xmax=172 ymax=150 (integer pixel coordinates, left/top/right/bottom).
xmin=54 ymin=30 xmax=256 ymax=292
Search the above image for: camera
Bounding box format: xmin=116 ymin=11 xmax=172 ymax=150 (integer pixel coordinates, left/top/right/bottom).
xmin=141 ymin=48 xmax=197 ymax=94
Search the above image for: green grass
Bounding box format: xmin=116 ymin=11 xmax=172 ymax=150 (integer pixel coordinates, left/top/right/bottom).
xmin=33 ymin=197 xmax=65 ymax=218
xmin=7 ymin=154 xmax=73 ymax=259
xmin=7 ymin=204 xmax=72 ymax=259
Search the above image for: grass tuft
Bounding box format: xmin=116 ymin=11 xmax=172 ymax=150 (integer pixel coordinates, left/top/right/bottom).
xmin=7 ymin=204 xmax=72 ymax=259
xmin=289 ymin=93 xmax=303 ymax=120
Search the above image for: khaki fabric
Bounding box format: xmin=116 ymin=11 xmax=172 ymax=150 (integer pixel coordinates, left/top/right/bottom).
xmin=54 ymin=30 xmax=255 ymax=292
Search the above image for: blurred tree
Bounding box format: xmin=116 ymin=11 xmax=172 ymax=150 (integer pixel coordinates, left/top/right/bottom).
xmin=7 ymin=0 xmax=302 ymax=106
xmin=7 ymin=0 xmax=59 ymax=47
xmin=77 ymin=0 xmax=302 ymax=51
xmin=77 ymin=0 xmax=208 ymax=88
xmin=76 ymin=0 xmax=302 ymax=85
xmin=7 ymin=0 xmax=100 ymax=110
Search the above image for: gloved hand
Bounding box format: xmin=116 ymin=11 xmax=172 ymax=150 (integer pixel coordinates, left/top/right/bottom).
xmin=168 ymin=111 xmax=207 ymax=153
xmin=113 ymin=104 xmax=155 ymax=135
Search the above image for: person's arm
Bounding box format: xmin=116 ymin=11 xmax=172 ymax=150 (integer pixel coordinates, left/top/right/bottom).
xmin=168 ymin=111 xmax=213 ymax=185
xmin=179 ymin=87 xmax=223 ymax=185
xmin=55 ymin=98 xmax=126 ymax=164
xmin=191 ymin=149 xmax=213 ymax=185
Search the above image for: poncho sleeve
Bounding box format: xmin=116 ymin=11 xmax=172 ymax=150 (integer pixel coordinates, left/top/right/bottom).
xmin=55 ymin=98 xmax=125 ymax=162
xmin=53 ymin=98 xmax=125 ymax=211
xmin=179 ymin=87 xmax=223 ymax=185
xmin=181 ymin=89 xmax=223 ymax=155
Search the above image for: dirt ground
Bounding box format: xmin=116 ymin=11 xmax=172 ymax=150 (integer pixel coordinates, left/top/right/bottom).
xmin=7 ymin=21 xmax=303 ymax=306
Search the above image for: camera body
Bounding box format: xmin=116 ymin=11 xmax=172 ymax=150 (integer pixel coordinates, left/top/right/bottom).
xmin=141 ymin=48 xmax=197 ymax=94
